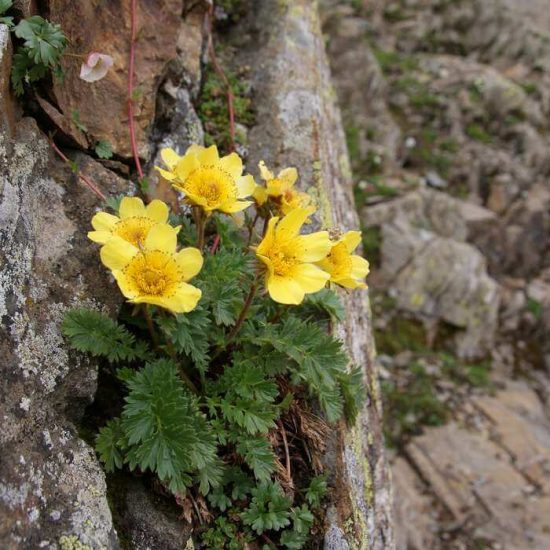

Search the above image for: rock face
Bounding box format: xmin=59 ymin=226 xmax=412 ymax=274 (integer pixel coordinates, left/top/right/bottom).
xmin=47 ymin=0 xmax=190 ymax=159
xmin=0 ymin=115 xmax=126 ymax=548
xmin=239 ymin=1 xmax=393 ymax=546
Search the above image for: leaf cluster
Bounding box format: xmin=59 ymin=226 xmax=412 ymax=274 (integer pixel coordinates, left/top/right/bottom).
xmin=11 ymin=15 xmax=67 ymax=95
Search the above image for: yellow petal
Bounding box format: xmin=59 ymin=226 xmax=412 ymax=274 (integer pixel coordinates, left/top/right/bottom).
xmin=160 ymin=148 xmax=181 ymax=169
xmin=298 ymin=231 xmax=332 ymax=262
xmin=144 ymin=223 xmax=178 ymax=254
xmin=292 ymin=263 xmax=330 ymax=293
xmin=257 ymin=254 xmax=274 ymax=275
xmin=174 ymin=153 xmax=200 ymax=182
xmin=185 ymin=144 xmax=205 ymax=156
xmin=256 ymin=217 xmax=278 ymax=256
xmin=236 ymin=174 xmax=256 ymax=198
xmin=342 ymin=231 xmax=362 ymax=253
xmin=145 ymin=199 xmax=170 ymax=223
xmin=119 ymin=197 xmax=146 ymax=219
xmin=197 ymin=144 xmax=219 ymax=165
xmin=351 ymin=255 xmax=370 ymax=279
xmin=183 ymin=190 xmax=209 ymax=209
xmin=113 ymin=270 xmax=139 ymax=299
xmin=253 ymin=185 xmax=268 ymax=205
xmin=219 ymin=152 xmax=243 ymax=179
xmin=267 ymin=274 xmax=305 ymax=305
xmin=156 ymin=167 xmax=177 ymax=181
xmin=87 ymin=230 xmax=112 ymax=244
xmin=91 ymin=211 xmax=119 ymax=231
xmin=100 ymin=237 xmax=138 ymax=270
xmin=219 ymin=200 xmax=253 ymax=213
xmin=164 ymin=282 xmax=202 ymax=313
xmin=277 ymin=167 xmax=298 ymax=189
xmin=175 ymin=247 xmax=203 ymax=281
xmin=276 ymin=208 xmax=309 ymax=238
xmin=334 ymin=277 xmax=366 ymax=289
xmin=259 ymin=160 xmax=274 ymax=181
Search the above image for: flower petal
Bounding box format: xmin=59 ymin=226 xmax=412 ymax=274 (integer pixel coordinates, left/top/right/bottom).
xmin=160 ymin=148 xmax=181 ymax=169
xmin=163 ymin=282 xmax=202 ymax=313
xmin=267 ymin=275 xmax=305 ymax=305
xmin=256 ymin=217 xmax=279 ymax=256
xmin=219 ymin=152 xmax=243 ymax=179
xmin=259 ymin=160 xmax=274 ymax=181
xmin=91 ymin=211 xmax=119 ymax=231
xmin=100 ymin=237 xmax=138 ymax=270
xmin=342 ymin=231 xmax=362 ymax=253
xmin=113 ymin=270 xmax=139 ymax=299
xmin=87 ymin=230 xmax=112 ymax=244
xmin=156 ymin=167 xmax=177 ymax=181
xmin=197 ymin=144 xmax=220 ymax=165
xmin=350 ymin=255 xmax=370 ymax=280
xmin=144 ymin=223 xmax=178 ymax=253
xmin=145 ymin=199 xmax=170 ymax=223
xmin=298 ymin=231 xmax=332 ymax=262
xmin=219 ymin=200 xmax=253 ymax=213
xmin=175 ymin=247 xmax=203 ymax=281
xmin=276 ymin=208 xmax=309 ymax=238
xmin=277 ymin=167 xmax=298 ymax=189
xmin=236 ymin=174 xmax=256 ymax=199
xmin=119 ymin=197 xmax=146 ymax=219
xmin=174 ymin=153 xmax=200 ymax=182
xmin=185 ymin=144 xmax=205 ymax=156
xmin=334 ymin=277 xmax=366 ymax=289
xmin=292 ymin=263 xmax=330 ymax=293
xmin=253 ymin=185 xmax=268 ymax=205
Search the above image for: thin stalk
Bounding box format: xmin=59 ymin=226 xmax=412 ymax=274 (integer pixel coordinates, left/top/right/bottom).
xmin=246 ymin=212 xmax=260 ymax=247
xmin=225 ymin=276 xmax=259 ymax=343
xmin=142 ymin=306 xmax=159 ymax=348
xmin=278 ymin=420 xmax=292 ymax=480
xmin=128 ymin=0 xmax=144 ymax=180
xmin=49 ymin=138 xmax=106 ymax=200
xmin=210 ymin=234 xmax=221 ymax=253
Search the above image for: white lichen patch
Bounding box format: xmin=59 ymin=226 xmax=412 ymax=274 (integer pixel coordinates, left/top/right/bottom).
xmin=19 ymin=397 xmax=31 ymax=412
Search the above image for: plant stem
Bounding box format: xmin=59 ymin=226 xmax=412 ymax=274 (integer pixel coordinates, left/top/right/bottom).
xmin=128 ymin=0 xmax=144 ymax=180
xmin=278 ymin=420 xmax=292 ymax=481
xmin=193 ymin=207 xmax=206 ymax=250
xmin=210 ymin=234 xmax=220 ymax=253
xmin=49 ymin=138 xmax=107 ymax=200
xmin=246 ymin=212 xmax=260 ymax=247
xmin=225 ymin=277 xmax=259 ymax=344
xmin=142 ymin=306 xmax=159 ymax=348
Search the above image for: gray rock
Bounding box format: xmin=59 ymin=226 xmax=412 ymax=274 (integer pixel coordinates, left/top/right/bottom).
xmin=0 ymin=115 xmax=126 ymax=548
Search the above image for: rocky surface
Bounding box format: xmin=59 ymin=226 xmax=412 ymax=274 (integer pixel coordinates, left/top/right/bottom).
xmin=0 ymin=113 xmax=125 ymax=547
xmin=322 ymin=0 xmax=550 ymax=548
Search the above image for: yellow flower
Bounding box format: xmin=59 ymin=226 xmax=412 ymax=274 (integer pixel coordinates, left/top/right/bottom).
xmin=88 ymin=196 xmax=177 ymax=247
xmin=156 ymin=144 xmax=255 ymax=214
xmin=316 ymin=231 xmax=370 ymax=289
xmin=255 ymin=208 xmax=332 ymax=305
xmin=100 ymin=224 xmax=203 ymax=313
xmin=254 ymin=160 xmax=313 ymax=215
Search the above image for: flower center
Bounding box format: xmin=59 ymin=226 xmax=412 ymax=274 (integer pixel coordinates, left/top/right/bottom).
xmin=124 ymin=251 xmax=180 ymax=297
xmin=114 ymin=217 xmax=156 ymax=247
xmin=185 ymin=166 xmax=236 ymax=207
xmin=269 ymin=247 xmax=298 ymax=277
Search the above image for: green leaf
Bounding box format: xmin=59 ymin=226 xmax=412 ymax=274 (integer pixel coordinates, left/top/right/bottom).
xmin=95 ymin=418 xmax=125 ymax=473
xmin=235 ymin=436 xmax=276 ymax=482
xmin=240 ymin=481 xmax=292 ymax=534
xmin=122 ymin=359 xmax=219 ymax=495
xmin=302 ymin=288 xmax=345 ymax=322
xmin=62 ymin=308 xmax=148 ymax=363
xmin=157 ymin=306 xmax=211 ymax=375
xmin=105 ymin=193 xmax=125 ymax=214
xmin=338 ymin=364 xmax=365 ymax=425
xmin=305 ymin=475 xmax=327 ymax=508
xmin=207 ymin=486 xmax=232 ymax=512
xmin=95 ymin=140 xmax=113 ymax=159
xmin=14 ymin=16 xmax=67 ymax=66
xmin=0 ymin=16 xmax=14 ymax=27
xmin=0 ymin=0 xmax=12 ymax=16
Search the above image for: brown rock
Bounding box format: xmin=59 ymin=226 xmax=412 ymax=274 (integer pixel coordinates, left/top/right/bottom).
xmin=49 ymin=0 xmax=184 ymax=158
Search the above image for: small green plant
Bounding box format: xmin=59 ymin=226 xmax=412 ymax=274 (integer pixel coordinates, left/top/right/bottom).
xmin=95 ymin=140 xmax=113 ymax=159
xmin=466 ymin=122 xmax=493 ymax=144
xmin=4 ymin=4 xmax=68 ymax=95
xmin=62 ymin=143 xmax=370 ymax=547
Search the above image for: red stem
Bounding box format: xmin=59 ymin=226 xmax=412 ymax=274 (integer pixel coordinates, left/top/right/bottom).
xmin=210 ymin=234 xmax=221 ymax=253
xmin=49 ymin=139 xmax=106 ymax=201
xmin=128 ymin=0 xmax=144 ymax=179
xmin=207 ymin=6 xmax=236 ymax=152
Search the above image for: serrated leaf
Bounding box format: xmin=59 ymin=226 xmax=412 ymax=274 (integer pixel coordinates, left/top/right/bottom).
xmin=305 ymin=475 xmax=327 ymax=508
xmin=302 ymin=288 xmax=345 ymax=322
xmin=95 ymin=139 xmax=113 ymax=159
xmin=235 ymin=436 xmax=275 ymax=482
xmin=240 ymin=481 xmax=291 ymax=534
xmin=0 ymin=0 xmax=12 ymax=16
xmin=62 ymin=307 xmax=148 ymax=363
xmin=96 ymin=419 xmax=125 ymax=473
